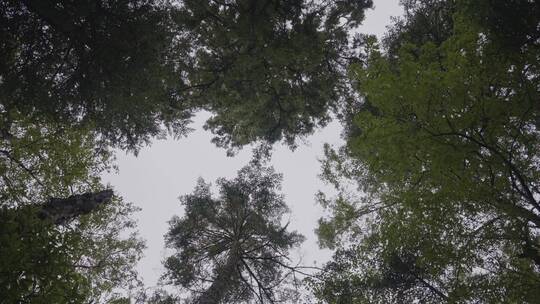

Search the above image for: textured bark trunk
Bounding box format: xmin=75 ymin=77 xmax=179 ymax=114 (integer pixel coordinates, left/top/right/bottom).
xmin=38 ymin=189 xmax=113 ymax=225
xmin=196 ymin=248 xmax=241 ymax=304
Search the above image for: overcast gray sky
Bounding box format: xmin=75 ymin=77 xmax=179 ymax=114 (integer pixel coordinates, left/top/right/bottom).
xmin=102 ymin=0 xmax=403 ymax=290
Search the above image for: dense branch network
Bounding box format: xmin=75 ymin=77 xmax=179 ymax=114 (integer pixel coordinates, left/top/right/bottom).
xmin=163 ymin=164 xmax=306 ymax=303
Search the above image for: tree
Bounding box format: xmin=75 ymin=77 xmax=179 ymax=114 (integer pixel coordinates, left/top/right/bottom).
xmin=0 ymin=110 xmax=115 ymax=206
xmin=0 ymin=99 xmax=145 ymax=304
xmin=0 ymin=191 xmax=146 ymax=303
xmin=0 ymin=0 xmax=191 ymax=151
xmin=163 ymin=163 xmax=305 ymax=303
xmin=312 ymin=1 xmax=540 ymax=302
xmin=175 ymin=0 xmax=373 ymax=152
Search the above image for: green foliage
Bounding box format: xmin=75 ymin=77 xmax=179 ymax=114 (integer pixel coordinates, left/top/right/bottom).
xmin=0 ymin=0 xmax=191 ymax=151
xmin=4 ymin=0 xmax=539 ymax=303
xmin=0 ymin=196 xmax=145 ymax=303
xmin=1 ymin=0 xmax=377 ymax=153
xmin=175 ymin=0 xmax=373 ymax=152
xmin=382 ymin=0 xmax=455 ymax=60
xmin=462 ymin=0 xmax=540 ymax=53
xmin=71 ymin=196 xmax=146 ymax=303
xmin=0 ymin=111 xmax=114 ymax=206
xmin=163 ymin=163 xmax=304 ymax=303
xmin=0 ymin=103 xmax=144 ymax=303
xmin=0 ymin=206 xmax=90 ymax=303
xmin=313 ymin=1 xmax=540 ymax=303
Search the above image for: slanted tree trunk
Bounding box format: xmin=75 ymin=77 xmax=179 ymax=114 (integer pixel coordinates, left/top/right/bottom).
xmin=38 ymin=189 xmax=114 ymax=225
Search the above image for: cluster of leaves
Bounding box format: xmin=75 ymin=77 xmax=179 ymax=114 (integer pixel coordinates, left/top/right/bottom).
xmin=0 ymin=196 xmax=145 ymax=303
xmin=0 ymin=110 xmax=114 ymax=206
xmin=0 ymin=102 xmax=146 ymax=302
xmin=0 ymin=206 xmax=91 ymax=303
xmin=312 ymin=0 xmax=540 ymax=303
xmin=0 ymin=103 xmax=147 ymax=302
xmin=174 ymin=0 xmax=373 ymax=152
xmin=0 ymin=0 xmax=191 ymax=151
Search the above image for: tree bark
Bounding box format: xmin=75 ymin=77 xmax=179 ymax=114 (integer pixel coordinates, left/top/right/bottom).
xmin=38 ymin=189 xmax=113 ymax=225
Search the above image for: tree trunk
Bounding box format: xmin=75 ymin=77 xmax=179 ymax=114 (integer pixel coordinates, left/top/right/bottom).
xmin=38 ymin=189 xmax=113 ymax=225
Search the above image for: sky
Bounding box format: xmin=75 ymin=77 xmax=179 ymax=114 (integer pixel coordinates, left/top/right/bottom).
xmin=102 ymin=0 xmax=404 ymax=290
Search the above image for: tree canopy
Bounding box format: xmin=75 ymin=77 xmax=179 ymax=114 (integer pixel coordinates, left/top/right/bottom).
xmin=2 ymin=0 xmax=540 ymax=303
xmin=1 ymin=0 xmax=375 ymax=153
xmin=174 ymin=0 xmax=373 ymax=152
xmin=0 ymin=71 xmax=145 ymax=303
xmin=0 ymin=1 xmax=376 ymax=302
xmin=0 ymin=191 xmax=145 ymax=303
xmin=0 ymin=0 xmax=191 ymax=151
xmin=163 ymin=163 xmax=305 ymax=303
xmin=312 ymin=0 xmax=540 ymax=303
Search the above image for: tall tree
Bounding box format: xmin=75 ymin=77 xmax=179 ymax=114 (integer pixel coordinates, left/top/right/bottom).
xmin=163 ymin=164 xmax=305 ymax=303
xmin=175 ymin=0 xmax=373 ymax=152
xmin=0 ymin=0 xmax=191 ymax=151
xmin=0 ymin=96 xmax=145 ymax=303
xmin=312 ymin=0 xmax=540 ymax=302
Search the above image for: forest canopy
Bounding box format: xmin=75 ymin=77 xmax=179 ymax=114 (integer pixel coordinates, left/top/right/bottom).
xmin=0 ymin=0 xmax=539 ymax=303
xmin=313 ymin=0 xmax=540 ymax=303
